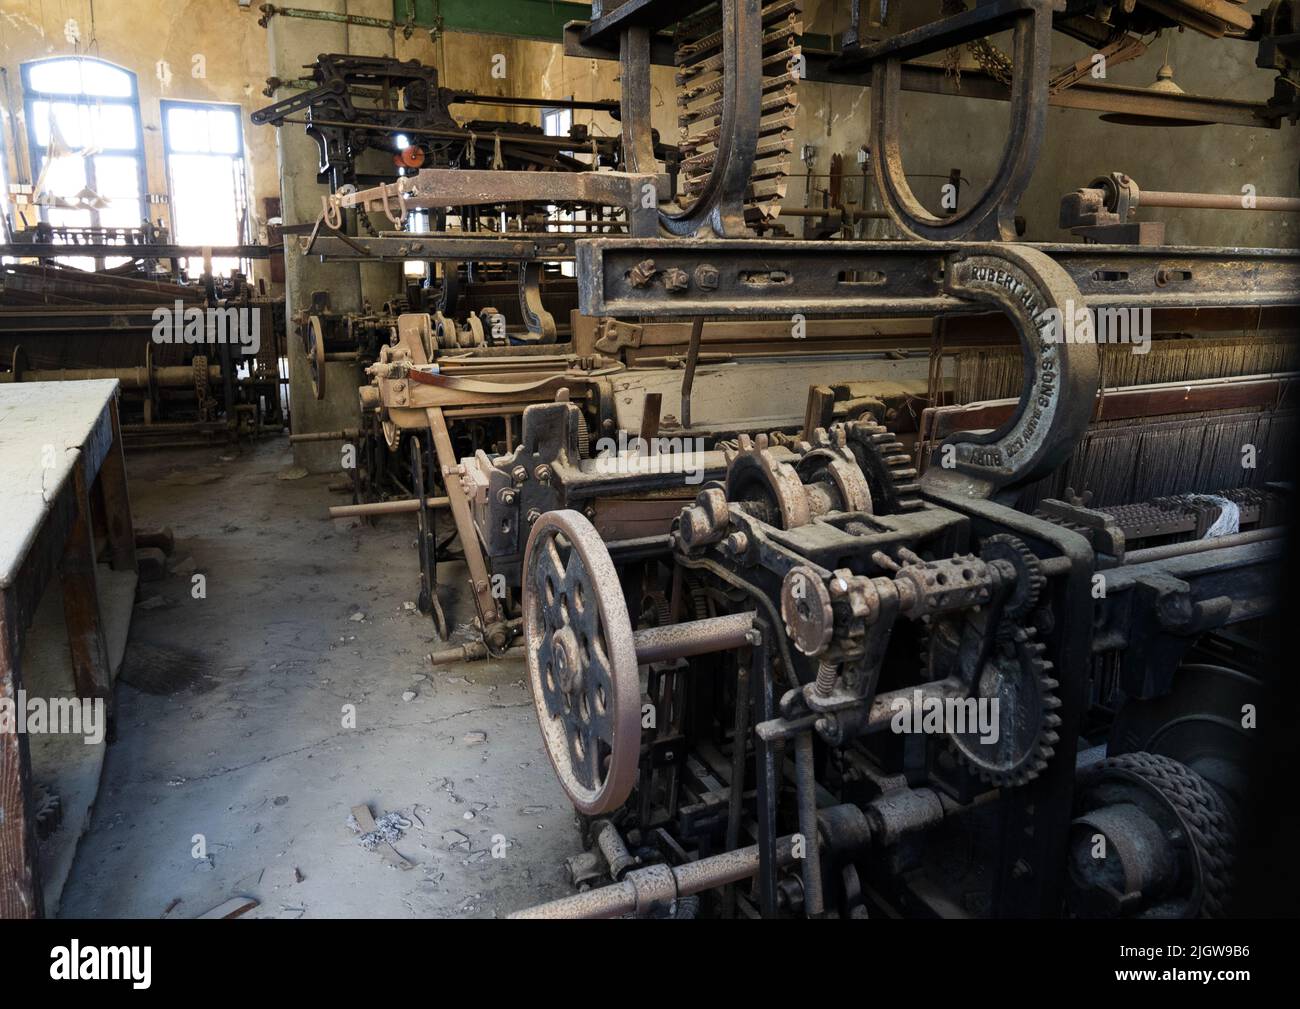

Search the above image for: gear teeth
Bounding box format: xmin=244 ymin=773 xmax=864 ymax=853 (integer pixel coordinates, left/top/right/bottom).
xmin=944 ymin=609 xmax=1059 ymax=788
xmin=836 ymin=418 xmax=925 ymax=515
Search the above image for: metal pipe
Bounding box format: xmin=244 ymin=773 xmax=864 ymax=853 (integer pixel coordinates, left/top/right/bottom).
xmin=328 ymin=496 xmax=449 ymax=519
xmin=508 ymin=837 xmax=797 ymax=919
xmin=794 ymin=732 xmax=825 ymax=917
xmin=630 ymin=612 xmax=755 ymax=665
xmin=724 ymin=656 xmax=751 ymax=917
xmin=428 ymin=641 xmax=525 ymax=666
xmin=1122 ymin=526 xmax=1284 ymax=564
xmin=593 ymin=820 xmax=637 ymax=881
xmin=1138 ymin=190 xmax=1300 ymax=213
xmin=0 ymin=365 xmax=221 ymax=388
xmin=289 ymin=429 xmax=360 ymax=443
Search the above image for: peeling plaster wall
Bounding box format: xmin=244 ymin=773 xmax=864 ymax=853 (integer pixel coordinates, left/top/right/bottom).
xmin=0 ymin=0 xmax=281 ymax=287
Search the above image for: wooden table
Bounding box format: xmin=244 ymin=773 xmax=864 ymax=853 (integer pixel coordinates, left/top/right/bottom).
xmin=0 ymin=380 xmax=136 ymax=918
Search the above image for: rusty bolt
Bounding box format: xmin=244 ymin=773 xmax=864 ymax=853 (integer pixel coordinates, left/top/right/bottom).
xmin=628 ymin=259 xmax=657 ymax=288
xmin=663 ymin=267 xmax=690 ymax=293
xmin=534 ymin=464 xmax=553 ymax=484
xmin=723 ymin=532 xmax=749 ymax=556
xmin=498 ymin=488 xmax=517 ymax=506
xmin=511 ymin=465 xmax=528 ymax=484
xmin=694 ymin=264 xmax=720 ymax=291
xmin=526 ymin=508 xmax=542 ymax=524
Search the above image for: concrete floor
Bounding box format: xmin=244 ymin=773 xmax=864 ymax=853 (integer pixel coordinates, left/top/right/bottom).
xmin=58 ymin=437 xmax=576 ymax=919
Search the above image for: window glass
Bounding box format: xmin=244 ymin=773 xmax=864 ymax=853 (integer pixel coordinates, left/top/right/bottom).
xmin=22 ymin=57 xmax=146 ymax=266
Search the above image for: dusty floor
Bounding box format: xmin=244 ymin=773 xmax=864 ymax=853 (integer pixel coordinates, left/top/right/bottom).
xmin=58 ymin=437 xmax=576 ymax=919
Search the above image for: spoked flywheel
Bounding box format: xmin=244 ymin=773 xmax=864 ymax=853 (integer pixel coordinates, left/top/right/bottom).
xmin=523 ymin=510 xmax=640 ymax=815
xmin=410 ymin=434 xmax=449 ymax=641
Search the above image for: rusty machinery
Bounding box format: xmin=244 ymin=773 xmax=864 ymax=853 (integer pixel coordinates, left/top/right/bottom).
xmin=287 ymin=0 xmax=1299 ymax=916
xmin=0 ymin=262 xmax=286 ymax=448
xmin=505 ymin=237 xmax=1292 ymax=919
xmin=253 ymin=53 xmax=673 ymax=347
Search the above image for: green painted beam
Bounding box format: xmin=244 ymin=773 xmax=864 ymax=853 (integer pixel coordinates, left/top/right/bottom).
xmin=398 ymin=2 xmax=837 ymax=52
xmin=399 ymin=0 xmax=593 ymax=42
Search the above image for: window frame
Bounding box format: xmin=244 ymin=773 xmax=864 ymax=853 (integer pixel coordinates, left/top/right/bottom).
xmin=20 ymin=56 xmax=149 ymax=235
xmin=160 ymin=98 xmax=252 ymax=277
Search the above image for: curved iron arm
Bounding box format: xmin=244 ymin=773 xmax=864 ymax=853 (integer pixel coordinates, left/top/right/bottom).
xmin=865 ymin=0 xmax=1059 ymax=241
xmin=619 ymin=1 xmax=764 ymax=237
xmin=922 ymin=243 xmax=1099 ymax=503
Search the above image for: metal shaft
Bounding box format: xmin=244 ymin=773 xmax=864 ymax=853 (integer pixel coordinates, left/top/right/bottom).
xmin=328 ymin=496 xmax=449 ymax=519
xmin=1138 ymin=190 xmax=1300 ymax=213
xmin=1122 ymin=526 xmax=1283 ymax=564
xmin=508 ymin=837 xmax=796 ymax=919
xmin=630 ymin=612 xmax=755 ymax=665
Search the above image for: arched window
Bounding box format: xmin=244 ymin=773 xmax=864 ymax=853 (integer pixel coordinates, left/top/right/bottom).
xmin=21 ymin=57 xmax=148 ymax=266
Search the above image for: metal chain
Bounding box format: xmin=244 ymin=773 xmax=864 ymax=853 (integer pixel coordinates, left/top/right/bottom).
xmin=940 ymin=0 xmax=1014 ymax=87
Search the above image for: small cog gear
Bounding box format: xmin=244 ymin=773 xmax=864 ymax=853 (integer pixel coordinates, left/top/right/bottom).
xmin=837 ymin=420 xmax=923 ymax=514
xmin=980 ymin=533 xmax=1046 ymax=620
xmin=946 ymin=625 xmax=1061 ymax=787
xmin=639 ymin=590 xmax=672 ymax=629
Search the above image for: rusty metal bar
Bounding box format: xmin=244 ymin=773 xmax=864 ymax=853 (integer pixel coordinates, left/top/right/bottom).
xmin=1138 ymin=190 xmax=1300 ymax=213
xmin=288 ymin=429 xmax=361 ymax=443
xmin=508 ymin=835 xmax=798 ymax=919
xmin=1121 ymin=526 xmax=1285 ymax=565
xmin=631 ymin=612 xmax=755 ymax=664
xmin=794 ymin=731 xmax=825 ymax=916
xmin=429 ymin=641 xmax=526 ymax=665
xmin=332 ymin=169 xmax=666 ymax=237
xmin=327 ymin=496 xmax=449 ymax=519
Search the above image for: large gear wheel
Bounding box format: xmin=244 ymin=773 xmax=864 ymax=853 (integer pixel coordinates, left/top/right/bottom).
xmin=946 ymin=626 xmax=1060 ymax=787
xmin=979 ymin=533 xmax=1046 ymax=620
xmin=1071 ymin=751 xmax=1235 ymax=917
xmin=837 ymin=420 xmax=923 ymax=514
